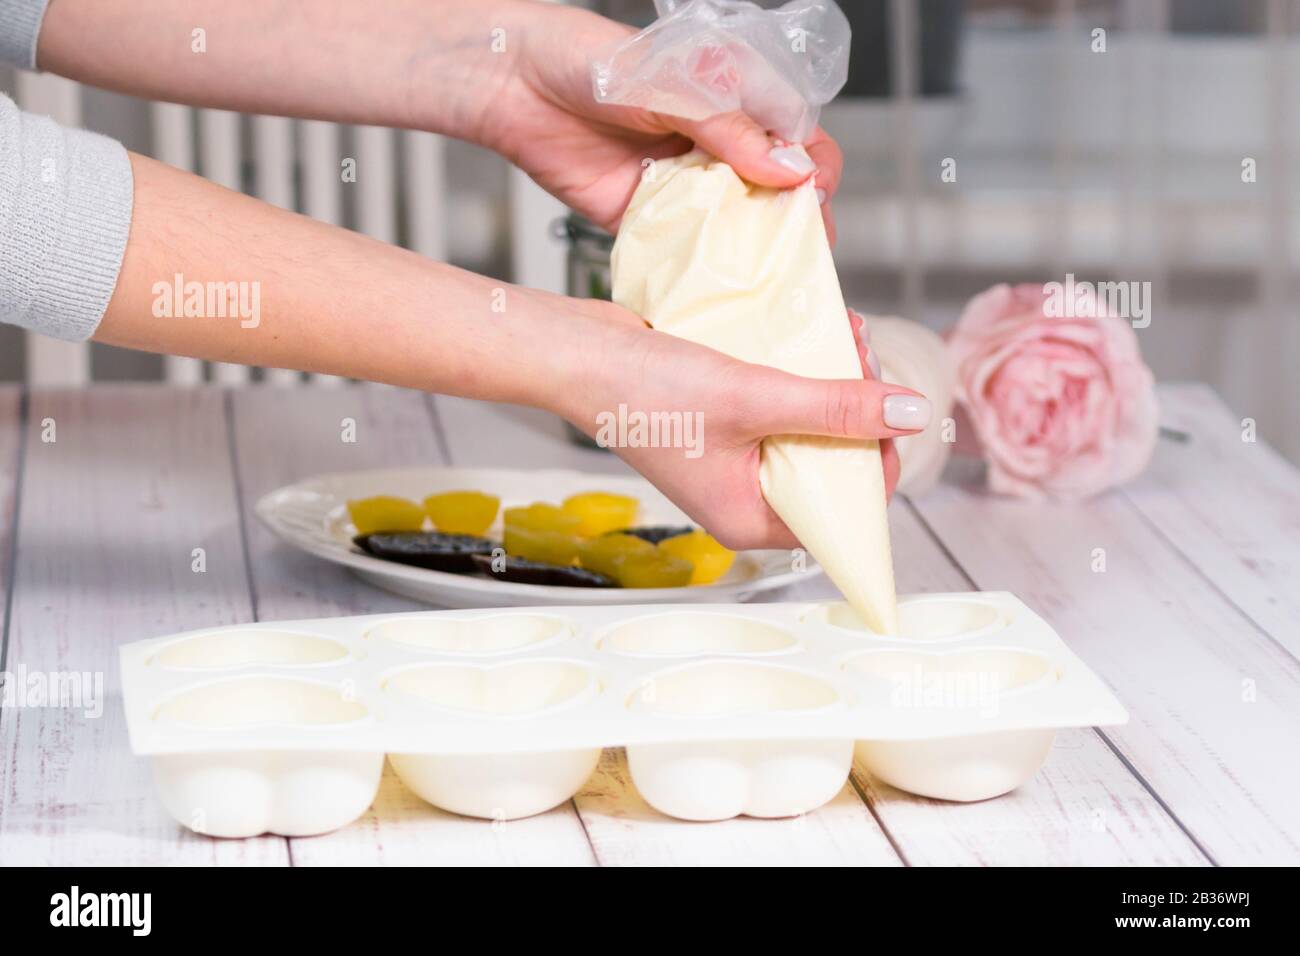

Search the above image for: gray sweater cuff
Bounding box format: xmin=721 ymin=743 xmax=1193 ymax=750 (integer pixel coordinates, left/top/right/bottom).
xmin=0 ymin=95 xmax=135 ymax=341
xmin=0 ymin=0 xmax=52 ymax=70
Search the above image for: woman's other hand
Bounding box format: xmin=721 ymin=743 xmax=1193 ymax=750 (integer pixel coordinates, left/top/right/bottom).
xmin=561 ymin=308 xmax=929 ymax=551
xmin=478 ymin=3 xmax=843 ymax=241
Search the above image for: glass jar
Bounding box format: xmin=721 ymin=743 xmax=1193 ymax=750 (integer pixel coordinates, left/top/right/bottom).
xmin=552 ymin=214 xmax=614 ymax=302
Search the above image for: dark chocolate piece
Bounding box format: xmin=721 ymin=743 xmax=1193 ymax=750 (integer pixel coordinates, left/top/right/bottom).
xmin=614 ymin=525 xmax=696 ymax=545
xmin=354 ymin=532 xmax=495 ymax=573
xmin=471 ymin=553 xmax=616 ymax=588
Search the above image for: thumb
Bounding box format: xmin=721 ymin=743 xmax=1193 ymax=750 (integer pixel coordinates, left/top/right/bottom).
xmin=739 ymin=367 xmax=932 ymax=440
xmin=670 ymin=112 xmax=815 ymax=189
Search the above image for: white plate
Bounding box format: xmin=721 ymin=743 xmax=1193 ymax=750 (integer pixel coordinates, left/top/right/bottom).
xmin=255 ymin=466 xmax=820 ymax=608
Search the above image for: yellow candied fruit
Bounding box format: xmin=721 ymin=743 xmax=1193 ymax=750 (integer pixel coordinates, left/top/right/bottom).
xmin=561 ymin=491 xmax=640 ymax=537
xmin=503 ymin=524 xmax=580 ymax=566
xmin=658 ymin=531 xmax=736 ymax=586
xmin=503 ymin=503 xmax=583 ymax=535
xmin=577 ymin=533 xmax=654 ymax=579
xmin=615 ymin=551 xmax=693 ymax=589
xmin=424 ymin=490 xmax=500 ymax=536
xmin=347 ymin=495 xmax=426 ymax=535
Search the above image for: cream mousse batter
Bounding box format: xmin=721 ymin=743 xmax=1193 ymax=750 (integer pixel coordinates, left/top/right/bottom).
xmin=611 ymin=150 xmax=899 ymax=634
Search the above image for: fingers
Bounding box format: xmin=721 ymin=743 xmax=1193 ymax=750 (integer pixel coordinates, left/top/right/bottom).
xmin=805 ymin=127 xmax=843 ymax=200
xmin=821 ymin=201 xmax=837 ymax=247
xmin=848 ymin=309 xmax=901 ymax=501
xmin=670 ymin=112 xmax=813 ymax=190
xmin=737 ymin=365 xmax=931 ymax=441
xmin=667 ymin=116 xmax=844 ymax=247
xmin=881 ymin=438 xmax=901 ymax=503
xmin=848 ymin=308 xmax=879 ymax=379
xmin=806 ymin=127 xmax=843 ymax=244
xmin=709 ymin=505 xmax=803 ymax=553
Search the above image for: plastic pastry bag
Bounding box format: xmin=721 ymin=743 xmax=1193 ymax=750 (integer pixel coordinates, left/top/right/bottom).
xmin=611 ymin=151 xmax=899 ymax=635
xmin=590 ymin=0 xmax=851 ymax=143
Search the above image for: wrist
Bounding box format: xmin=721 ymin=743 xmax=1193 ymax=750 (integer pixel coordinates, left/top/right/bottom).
xmin=515 ymin=291 xmax=647 ymax=429
xmin=402 ymin=0 xmax=537 ymax=145
xmin=469 ymin=3 xmax=632 ymax=158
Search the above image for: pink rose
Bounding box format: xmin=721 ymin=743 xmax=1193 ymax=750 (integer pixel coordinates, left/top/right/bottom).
xmin=947 ymin=283 xmax=1159 ymax=501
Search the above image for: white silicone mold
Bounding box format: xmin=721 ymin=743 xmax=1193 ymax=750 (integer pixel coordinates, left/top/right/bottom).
xmin=121 ymin=594 xmax=1127 ymax=836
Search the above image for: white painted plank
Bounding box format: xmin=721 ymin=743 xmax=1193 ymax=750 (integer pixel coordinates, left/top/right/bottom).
xmin=0 ymin=387 xmax=285 ymax=864
xmin=15 ymin=73 xmax=91 ymax=386
xmin=1122 ymin=384 xmax=1300 ymax=654
xmin=432 ymin=396 xmax=900 ymax=864
xmin=228 ymin=385 xmax=596 ymax=864
xmin=229 ymin=385 xmax=450 ymax=621
xmin=198 ymin=110 xmax=251 ymax=386
xmin=907 ymin=415 xmax=1300 ymax=864
xmin=151 ymin=102 xmax=205 ymax=387
xmin=290 ymin=764 xmax=595 ymax=867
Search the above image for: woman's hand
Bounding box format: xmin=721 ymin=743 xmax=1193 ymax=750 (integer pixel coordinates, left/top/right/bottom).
xmin=480 ymin=3 xmax=844 ymax=240
xmin=559 ymin=305 xmax=929 ymax=551
xmin=849 ymin=308 xmax=902 ymax=498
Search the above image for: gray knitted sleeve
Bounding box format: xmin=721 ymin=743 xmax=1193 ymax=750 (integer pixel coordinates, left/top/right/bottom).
xmin=0 ymin=0 xmax=49 ymax=70
xmin=2 ymin=0 xmax=136 ymax=342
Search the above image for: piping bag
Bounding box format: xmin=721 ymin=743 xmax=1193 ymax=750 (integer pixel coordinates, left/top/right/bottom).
xmin=594 ymin=1 xmax=899 ymax=635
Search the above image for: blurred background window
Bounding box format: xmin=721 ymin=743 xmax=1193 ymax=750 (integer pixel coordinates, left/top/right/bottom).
xmin=3 ymin=0 xmax=1296 ymax=463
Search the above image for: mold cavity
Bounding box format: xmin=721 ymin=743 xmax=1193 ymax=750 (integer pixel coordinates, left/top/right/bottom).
xmin=629 ymin=662 xmax=839 ymax=717
xmin=366 ymin=614 xmax=568 ymax=655
xmin=812 ymin=597 xmax=1006 ymax=640
xmin=600 ymin=613 xmax=797 ymax=657
xmin=847 ymin=647 xmax=1050 ymax=691
xmin=154 ymin=678 xmax=367 ymax=728
xmin=150 ymin=630 xmax=348 ymax=669
xmin=385 ymin=661 xmax=595 ymax=716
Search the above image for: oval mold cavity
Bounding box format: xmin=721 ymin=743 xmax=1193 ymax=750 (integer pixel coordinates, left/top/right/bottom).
xmin=150 ymin=630 xmax=348 ymax=669
xmin=845 ymin=648 xmax=1053 ymax=708
xmin=813 ymin=596 xmax=1007 ymax=640
xmin=154 ymin=678 xmax=367 ymax=728
xmin=629 ymin=662 xmax=839 ymax=717
xmin=385 ymin=660 xmax=596 ymax=716
xmin=600 ymin=612 xmax=797 ymax=657
xmin=366 ymin=614 xmax=568 ymax=654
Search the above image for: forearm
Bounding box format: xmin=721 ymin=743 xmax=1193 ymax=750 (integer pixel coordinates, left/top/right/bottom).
xmin=36 ymin=0 xmax=539 ymax=144
xmin=97 ymin=152 xmax=628 ymax=413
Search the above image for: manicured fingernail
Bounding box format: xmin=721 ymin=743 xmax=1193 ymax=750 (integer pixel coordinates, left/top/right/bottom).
xmin=853 ymin=313 xmax=871 ymax=345
xmin=769 ymin=145 xmax=815 ymax=175
xmin=883 ymin=394 xmax=931 ymax=430
xmin=866 ymin=349 xmax=882 ymax=380
xmin=815 ymin=188 xmax=827 ymax=204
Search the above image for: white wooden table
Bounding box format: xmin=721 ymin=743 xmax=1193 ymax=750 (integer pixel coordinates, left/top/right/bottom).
xmin=0 ymin=382 xmax=1296 ymax=866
